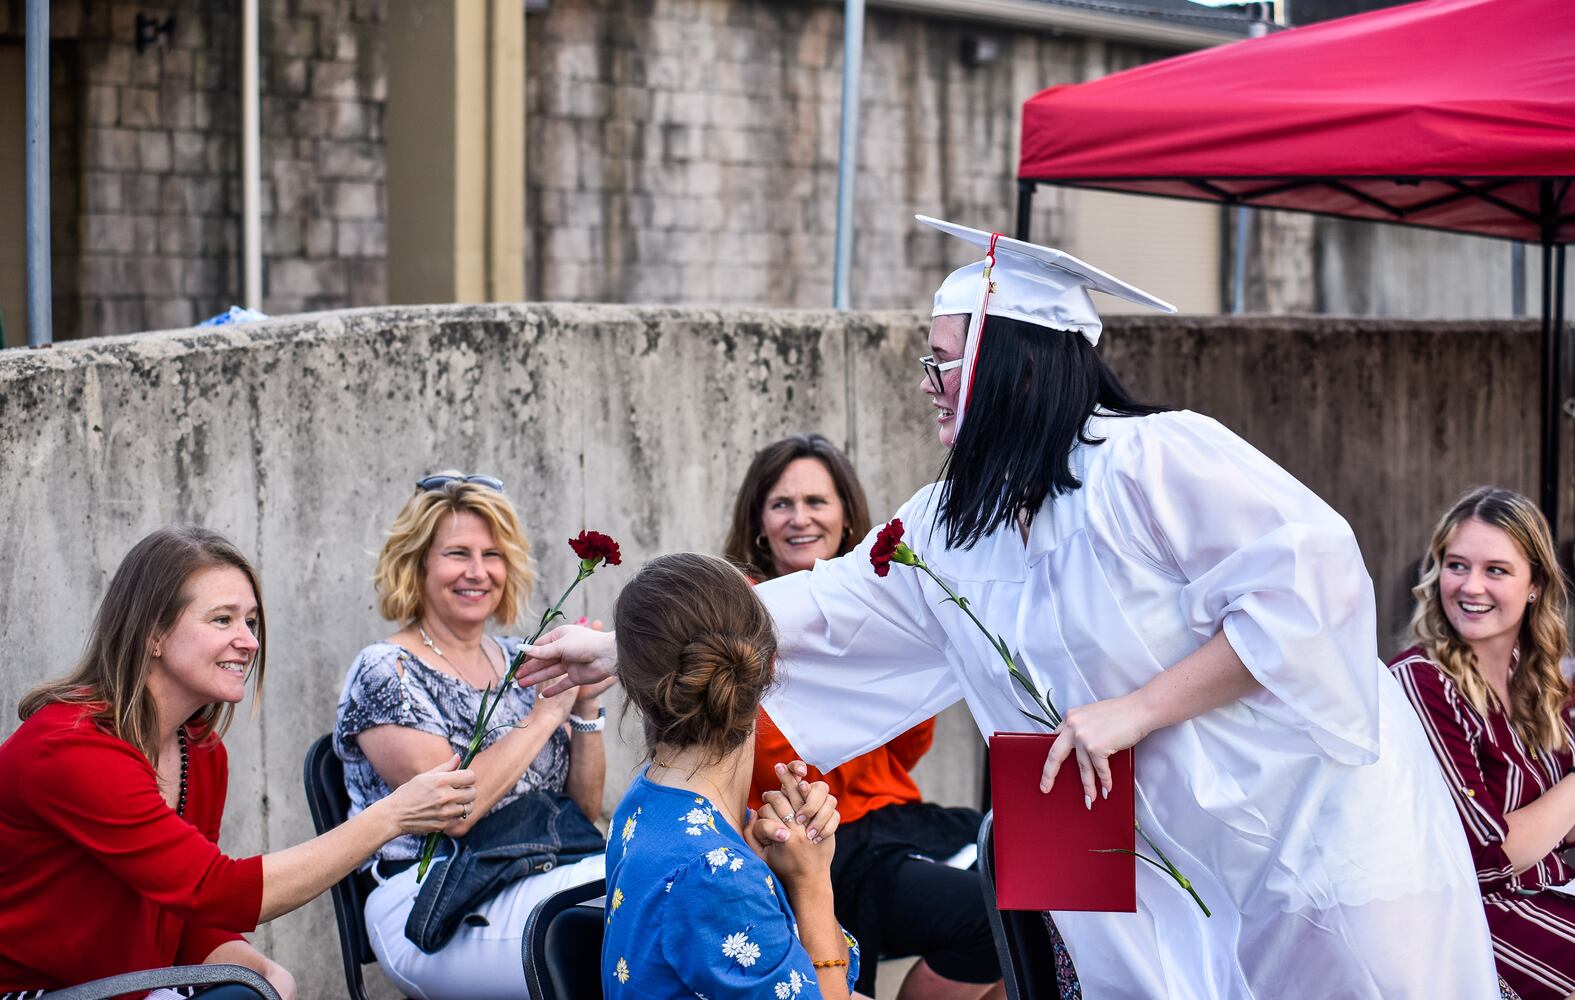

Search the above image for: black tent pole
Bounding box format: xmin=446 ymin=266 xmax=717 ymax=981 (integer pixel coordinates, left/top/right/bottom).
xmin=1541 ymin=239 xmax=1556 ymax=520
xmin=1540 ymin=180 xmax=1558 ymax=525
xmin=1016 ymin=180 xmax=1036 ymax=241
xmin=1557 ymin=243 xmax=1568 ymax=535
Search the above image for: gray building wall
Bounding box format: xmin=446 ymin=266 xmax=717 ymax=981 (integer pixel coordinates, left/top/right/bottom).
xmin=0 ymin=303 xmax=1546 ymax=995
xmin=1 ymin=0 xmax=1547 ymax=348
xmin=0 ymin=0 xmax=386 ymax=343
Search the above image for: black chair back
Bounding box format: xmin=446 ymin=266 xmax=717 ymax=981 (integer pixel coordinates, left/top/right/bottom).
xmin=302 ymin=733 xmax=380 ymax=1000
xmin=521 ymin=877 xmax=607 ymax=1000
xmin=977 ymin=810 xmax=1063 ymax=1000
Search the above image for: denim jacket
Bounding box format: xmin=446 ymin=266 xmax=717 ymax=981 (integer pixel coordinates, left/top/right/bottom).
xmin=404 ymin=789 xmax=605 ymax=953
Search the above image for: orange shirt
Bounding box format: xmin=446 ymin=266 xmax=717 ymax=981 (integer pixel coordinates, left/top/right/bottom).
xmin=748 ymin=707 xmax=935 ymax=825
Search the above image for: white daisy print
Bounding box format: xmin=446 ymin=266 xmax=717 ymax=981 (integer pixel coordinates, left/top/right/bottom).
xmin=685 ymin=826 xmax=703 ymax=836
xmin=615 ymin=957 xmax=630 ymax=983
xmin=773 ymin=968 xmax=807 ymax=998
xmin=685 ymin=807 xmax=711 ymax=825
xmin=721 ymin=931 xmax=762 ymax=968
xmin=621 ymin=811 xmax=639 ymax=844
xmin=705 ymin=847 xmax=732 ymax=871
xmin=729 ymin=856 xmax=745 ymax=871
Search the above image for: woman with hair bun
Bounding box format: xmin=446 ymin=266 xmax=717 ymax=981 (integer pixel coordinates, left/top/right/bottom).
xmin=1389 ymin=487 xmax=1575 ymax=999
xmin=602 ymin=553 xmax=864 ymax=1000
xmin=725 ymin=434 xmax=1000 ymax=999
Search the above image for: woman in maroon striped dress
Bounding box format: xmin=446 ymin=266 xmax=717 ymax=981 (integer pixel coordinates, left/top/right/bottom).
xmin=1389 ymin=487 xmax=1575 ymax=999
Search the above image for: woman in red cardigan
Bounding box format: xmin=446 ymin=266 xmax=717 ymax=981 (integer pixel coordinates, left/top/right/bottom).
xmin=0 ymin=525 xmax=477 ymax=999
xmin=725 ymin=435 xmax=1003 ymax=1000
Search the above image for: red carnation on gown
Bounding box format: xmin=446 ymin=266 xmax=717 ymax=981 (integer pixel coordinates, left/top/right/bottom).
xmin=869 ymin=518 xmax=906 ymax=577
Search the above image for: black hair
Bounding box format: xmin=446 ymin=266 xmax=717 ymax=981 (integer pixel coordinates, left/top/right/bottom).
xmin=937 ymin=315 xmax=1167 ymax=550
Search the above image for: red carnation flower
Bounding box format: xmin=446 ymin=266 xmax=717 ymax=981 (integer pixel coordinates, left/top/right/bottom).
xmin=869 ymin=518 xmax=906 ymax=577
xmin=570 ymin=530 xmax=622 ymax=567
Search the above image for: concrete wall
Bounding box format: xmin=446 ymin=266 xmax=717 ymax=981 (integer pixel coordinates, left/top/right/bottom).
xmin=0 ymin=304 xmax=1545 ymax=994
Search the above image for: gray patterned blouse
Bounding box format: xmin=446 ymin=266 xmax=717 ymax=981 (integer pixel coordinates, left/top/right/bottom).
xmin=333 ymin=637 xmax=572 ymax=861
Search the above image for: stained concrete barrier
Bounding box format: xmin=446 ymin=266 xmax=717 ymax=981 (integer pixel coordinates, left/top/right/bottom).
xmin=0 ymin=304 xmax=1543 ymax=996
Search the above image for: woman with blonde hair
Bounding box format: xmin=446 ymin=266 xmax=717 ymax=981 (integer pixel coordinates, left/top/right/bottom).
xmin=1390 ymin=486 xmax=1575 ymax=999
xmin=0 ymin=525 xmax=475 ymax=998
xmin=334 ymin=473 xmax=608 ymax=1000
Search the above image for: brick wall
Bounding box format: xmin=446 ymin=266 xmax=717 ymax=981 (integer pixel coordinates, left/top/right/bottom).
xmin=0 ymin=0 xmax=386 ymax=340
xmin=523 ymin=0 xmax=1170 ymax=309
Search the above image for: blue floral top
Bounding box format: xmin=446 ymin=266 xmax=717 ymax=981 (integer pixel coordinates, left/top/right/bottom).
xmin=602 ymin=771 xmax=859 ymax=999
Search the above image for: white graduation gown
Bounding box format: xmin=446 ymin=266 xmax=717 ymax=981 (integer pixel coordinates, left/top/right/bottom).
xmin=758 ymin=410 xmax=1497 ymax=999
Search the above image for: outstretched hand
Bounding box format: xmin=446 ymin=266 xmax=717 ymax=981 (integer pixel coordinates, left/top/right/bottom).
xmin=515 ymin=624 xmax=619 ymax=697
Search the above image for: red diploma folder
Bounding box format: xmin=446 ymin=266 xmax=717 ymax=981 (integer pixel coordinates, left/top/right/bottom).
xmin=989 ymin=732 xmax=1136 ymax=912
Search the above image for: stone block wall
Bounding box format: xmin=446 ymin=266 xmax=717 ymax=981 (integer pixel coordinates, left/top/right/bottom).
xmin=0 ymin=0 xmax=1537 ymax=343
xmin=0 ymin=0 xmax=386 ymax=340
xmin=523 ymin=0 xmax=1168 ymax=309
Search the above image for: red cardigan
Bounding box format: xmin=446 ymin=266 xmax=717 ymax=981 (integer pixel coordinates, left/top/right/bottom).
xmin=0 ymin=702 xmax=265 ymax=991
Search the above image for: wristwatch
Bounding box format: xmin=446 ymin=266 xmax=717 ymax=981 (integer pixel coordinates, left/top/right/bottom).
xmin=568 ymin=706 xmax=606 ymax=733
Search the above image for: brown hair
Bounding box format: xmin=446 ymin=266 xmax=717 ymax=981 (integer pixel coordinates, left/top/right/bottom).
xmin=374 ymin=478 xmax=535 ymax=627
xmin=1409 ymin=486 xmax=1572 ymax=752
xmin=723 ymin=434 xmax=872 ymax=581
xmin=614 ymin=553 xmax=776 ymax=762
xmin=19 ymin=525 xmax=268 ymax=764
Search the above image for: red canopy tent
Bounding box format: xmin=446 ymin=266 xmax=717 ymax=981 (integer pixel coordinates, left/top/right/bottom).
xmin=1015 ymin=0 xmax=1575 ymax=517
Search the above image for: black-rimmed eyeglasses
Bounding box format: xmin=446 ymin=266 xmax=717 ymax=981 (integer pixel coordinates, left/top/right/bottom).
xmin=415 ymin=473 xmax=505 ymax=493
xmin=919 ymin=354 xmax=964 ymax=394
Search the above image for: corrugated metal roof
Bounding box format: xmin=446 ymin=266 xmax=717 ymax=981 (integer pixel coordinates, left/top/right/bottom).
xmin=1030 ymin=0 xmax=1260 ymax=33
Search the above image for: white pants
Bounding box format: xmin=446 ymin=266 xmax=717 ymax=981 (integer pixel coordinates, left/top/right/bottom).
xmin=364 ymin=854 xmax=606 ymax=1000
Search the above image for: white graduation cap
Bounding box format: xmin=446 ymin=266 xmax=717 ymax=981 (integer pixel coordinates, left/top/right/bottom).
xmin=918 ymin=215 xmax=1176 ymax=423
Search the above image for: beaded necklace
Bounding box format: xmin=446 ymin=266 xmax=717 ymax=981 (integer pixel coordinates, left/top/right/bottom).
xmin=175 ymin=727 xmax=189 ymax=817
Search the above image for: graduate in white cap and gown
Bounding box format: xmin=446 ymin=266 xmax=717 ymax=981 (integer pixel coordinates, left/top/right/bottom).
xmin=519 ymin=218 xmax=1500 ymax=998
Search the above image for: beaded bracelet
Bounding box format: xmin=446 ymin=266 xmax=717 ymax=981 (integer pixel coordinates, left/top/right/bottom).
xmin=812 ymin=958 xmax=850 ymax=969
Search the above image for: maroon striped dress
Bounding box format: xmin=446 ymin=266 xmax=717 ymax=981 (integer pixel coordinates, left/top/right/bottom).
xmin=1389 ymin=647 xmax=1575 ymax=999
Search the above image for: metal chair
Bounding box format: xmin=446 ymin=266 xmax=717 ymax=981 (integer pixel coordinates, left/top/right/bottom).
xmin=301 ymin=733 xmax=382 ymax=1000
xmin=17 ymin=963 xmax=280 ymax=1000
xmin=521 ymin=877 xmax=606 ymax=1000
xmin=977 ymin=810 xmax=1063 ymax=1000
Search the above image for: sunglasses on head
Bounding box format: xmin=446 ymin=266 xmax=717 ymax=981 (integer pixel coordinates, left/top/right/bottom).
xmin=415 ymin=473 xmax=505 ymax=493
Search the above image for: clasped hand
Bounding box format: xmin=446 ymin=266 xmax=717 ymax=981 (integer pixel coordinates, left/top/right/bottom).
xmin=746 ymin=760 xmax=839 ymax=887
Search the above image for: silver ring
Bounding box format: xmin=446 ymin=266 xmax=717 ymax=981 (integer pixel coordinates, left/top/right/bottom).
xmin=461 ymin=803 xmax=470 ymax=820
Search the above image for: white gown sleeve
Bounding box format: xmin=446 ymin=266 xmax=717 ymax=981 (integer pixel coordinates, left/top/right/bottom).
xmin=757 ymin=490 xmax=964 ymax=772
xmin=1097 ymin=410 xmax=1381 ymax=765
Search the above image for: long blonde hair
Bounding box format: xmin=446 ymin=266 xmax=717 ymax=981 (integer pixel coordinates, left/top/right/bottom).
xmin=19 ymin=525 xmax=268 ymax=765
xmin=1410 ymin=487 xmax=1571 ymax=752
xmin=375 ymin=479 xmax=535 ymax=627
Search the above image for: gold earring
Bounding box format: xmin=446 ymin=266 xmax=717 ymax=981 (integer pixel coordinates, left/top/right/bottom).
xmin=755 ymin=533 xmax=768 ymax=550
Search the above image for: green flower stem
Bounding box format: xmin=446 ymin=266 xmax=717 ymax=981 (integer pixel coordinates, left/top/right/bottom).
xmin=416 ymin=561 xmax=598 ymax=881
xmin=893 ymin=545 xmax=1208 ymax=917
xmin=903 ymin=552 xmax=1062 ymax=727
xmin=1095 ymin=825 xmax=1211 ymax=917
